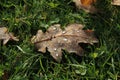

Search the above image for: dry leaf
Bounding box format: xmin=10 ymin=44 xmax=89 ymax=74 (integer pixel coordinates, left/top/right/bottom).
xmin=112 ymin=0 xmax=120 ymax=6
xmin=31 ymin=24 xmax=98 ymax=62
xmin=0 ymin=27 xmax=19 ymax=45
xmin=73 ymin=0 xmax=97 ymax=13
xmin=2 ymin=70 xmax=9 ymax=80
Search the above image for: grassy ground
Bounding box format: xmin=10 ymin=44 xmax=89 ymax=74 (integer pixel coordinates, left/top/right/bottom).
xmin=0 ymin=0 xmax=120 ymax=80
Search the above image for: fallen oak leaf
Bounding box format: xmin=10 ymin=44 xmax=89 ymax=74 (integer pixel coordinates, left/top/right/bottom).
xmin=112 ymin=0 xmax=120 ymax=6
xmin=73 ymin=0 xmax=97 ymax=13
xmin=0 ymin=27 xmax=19 ymax=45
xmin=31 ymin=24 xmax=98 ymax=62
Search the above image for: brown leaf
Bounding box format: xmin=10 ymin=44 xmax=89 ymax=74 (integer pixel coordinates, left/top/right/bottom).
xmin=0 ymin=27 xmax=19 ymax=45
xmin=31 ymin=24 xmax=98 ymax=62
xmin=2 ymin=70 xmax=9 ymax=80
xmin=73 ymin=0 xmax=97 ymax=13
xmin=112 ymin=0 xmax=120 ymax=6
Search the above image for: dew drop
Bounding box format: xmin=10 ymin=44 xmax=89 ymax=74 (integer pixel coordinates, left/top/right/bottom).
xmin=56 ymin=53 xmax=59 ymax=57
xmin=62 ymin=31 xmax=66 ymax=34
xmin=53 ymin=27 xmax=57 ymax=30
xmin=54 ymin=48 xmax=57 ymax=51
xmin=63 ymin=38 xmax=67 ymax=41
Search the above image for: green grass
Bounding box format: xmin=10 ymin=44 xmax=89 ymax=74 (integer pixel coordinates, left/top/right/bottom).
xmin=0 ymin=0 xmax=120 ymax=80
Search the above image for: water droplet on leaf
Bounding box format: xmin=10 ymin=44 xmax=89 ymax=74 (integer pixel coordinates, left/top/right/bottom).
xmin=62 ymin=31 xmax=66 ymax=34
xmin=53 ymin=27 xmax=57 ymax=30
xmin=63 ymin=38 xmax=67 ymax=41
xmin=56 ymin=53 xmax=59 ymax=56
xmin=54 ymin=48 xmax=57 ymax=51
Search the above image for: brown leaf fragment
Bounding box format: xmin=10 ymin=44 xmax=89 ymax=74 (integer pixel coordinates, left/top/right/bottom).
xmin=73 ymin=0 xmax=97 ymax=13
xmin=112 ymin=0 xmax=120 ymax=6
xmin=31 ymin=24 xmax=98 ymax=62
xmin=2 ymin=70 xmax=9 ymax=80
xmin=0 ymin=27 xmax=19 ymax=45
